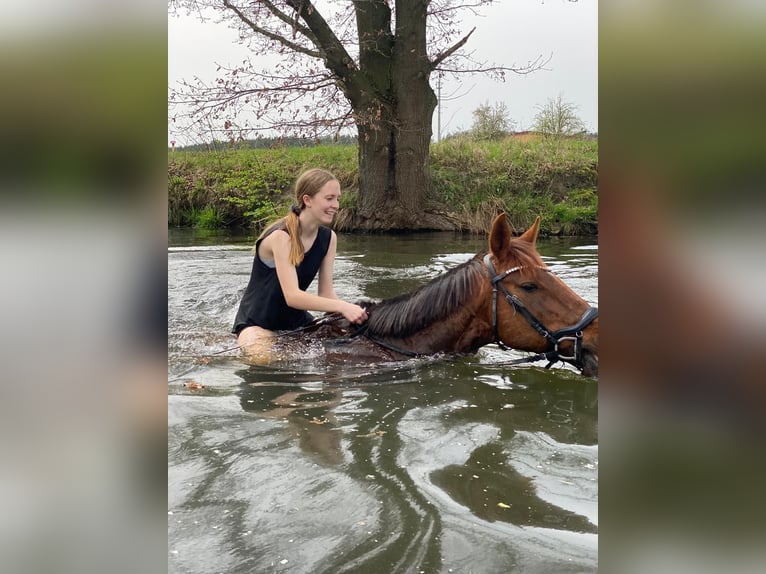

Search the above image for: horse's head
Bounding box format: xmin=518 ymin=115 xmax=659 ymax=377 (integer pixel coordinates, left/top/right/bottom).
xmin=485 ymin=213 xmax=599 ymax=377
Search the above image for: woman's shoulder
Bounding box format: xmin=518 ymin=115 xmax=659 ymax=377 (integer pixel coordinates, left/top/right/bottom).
xmin=261 ymin=224 xmax=290 ymax=244
xmin=258 ymin=225 xmax=290 ymax=257
xmin=319 ymin=225 xmax=335 ymax=238
xmin=319 ymin=225 xmax=335 ymax=245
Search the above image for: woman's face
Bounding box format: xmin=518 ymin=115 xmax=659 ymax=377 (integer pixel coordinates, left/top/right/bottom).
xmin=304 ymin=180 xmax=341 ymax=225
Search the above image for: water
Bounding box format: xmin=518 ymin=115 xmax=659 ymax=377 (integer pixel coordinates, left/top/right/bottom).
xmin=168 ymin=228 xmax=599 ymax=573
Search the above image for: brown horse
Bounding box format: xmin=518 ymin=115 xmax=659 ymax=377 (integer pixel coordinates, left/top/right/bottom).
xmin=286 ymin=213 xmax=599 ymax=377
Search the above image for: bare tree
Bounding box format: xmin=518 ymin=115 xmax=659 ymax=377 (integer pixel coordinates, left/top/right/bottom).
xmin=470 ymin=100 xmax=514 ymax=141
xmin=533 ymin=93 xmax=585 ymax=138
xmin=169 ymin=0 xmax=548 ymax=230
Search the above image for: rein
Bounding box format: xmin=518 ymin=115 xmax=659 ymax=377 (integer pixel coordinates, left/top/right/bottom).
xmin=360 ymin=329 xmax=424 ymax=358
xmin=327 ymin=316 xmax=425 ymax=358
xmin=483 ymin=254 xmax=598 ymax=370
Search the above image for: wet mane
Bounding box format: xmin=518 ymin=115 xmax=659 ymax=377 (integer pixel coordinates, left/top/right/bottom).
xmin=364 ymin=256 xmax=484 ymax=338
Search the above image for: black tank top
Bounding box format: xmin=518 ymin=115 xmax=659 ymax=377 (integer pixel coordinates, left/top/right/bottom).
xmin=232 ymin=223 xmax=332 ymax=334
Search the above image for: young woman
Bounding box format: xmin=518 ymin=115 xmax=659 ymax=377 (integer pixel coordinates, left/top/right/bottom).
xmin=232 ymin=168 xmax=368 ymax=359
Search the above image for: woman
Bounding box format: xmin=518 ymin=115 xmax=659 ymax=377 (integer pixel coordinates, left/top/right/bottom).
xmin=232 ymin=168 xmax=368 ymax=360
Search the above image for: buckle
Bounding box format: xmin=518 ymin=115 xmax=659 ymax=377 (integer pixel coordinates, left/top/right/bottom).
xmin=554 ymin=332 xmax=582 ymax=362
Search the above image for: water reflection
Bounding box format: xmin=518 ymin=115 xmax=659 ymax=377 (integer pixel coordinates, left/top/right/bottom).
xmin=239 ymin=384 xmax=345 ymax=467
xmin=430 ymin=442 xmax=596 ymax=532
xmin=168 ymin=231 xmax=598 ymax=573
xmin=215 ymin=359 xmax=599 ymax=570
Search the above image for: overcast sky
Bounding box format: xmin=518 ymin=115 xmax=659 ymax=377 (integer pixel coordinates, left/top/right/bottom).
xmin=168 ymin=1 xmax=597 ymax=145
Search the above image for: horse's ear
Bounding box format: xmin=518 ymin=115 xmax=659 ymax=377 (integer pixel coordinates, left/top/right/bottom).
xmin=518 ymin=216 xmax=541 ymax=246
xmin=489 ymin=212 xmax=513 ymax=256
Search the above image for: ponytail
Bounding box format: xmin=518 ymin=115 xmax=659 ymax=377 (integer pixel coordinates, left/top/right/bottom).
xmin=255 ymin=208 xmax=305 ymax=266
xmin=284 ymin=208 xmax=304 ymax=265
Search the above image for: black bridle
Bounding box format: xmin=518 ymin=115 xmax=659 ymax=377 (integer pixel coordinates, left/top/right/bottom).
xmin=483 ymin=254 xmax=598 ymax=370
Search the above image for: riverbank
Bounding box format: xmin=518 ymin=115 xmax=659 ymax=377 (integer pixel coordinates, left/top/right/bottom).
xmin=168 ymin=134 xmax=597 ymax=235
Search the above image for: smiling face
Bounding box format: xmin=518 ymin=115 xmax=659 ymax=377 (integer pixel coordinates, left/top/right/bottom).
xmin=303 ymin=179 xmax=341 ymax=225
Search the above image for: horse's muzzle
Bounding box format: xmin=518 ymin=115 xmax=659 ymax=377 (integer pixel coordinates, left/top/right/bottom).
xmin=580 ymin=347 xmax=598 ymax=378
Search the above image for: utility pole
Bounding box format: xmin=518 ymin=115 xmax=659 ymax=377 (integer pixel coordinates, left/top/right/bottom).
xmin=437 ymin=73 xmax=442 ymax=142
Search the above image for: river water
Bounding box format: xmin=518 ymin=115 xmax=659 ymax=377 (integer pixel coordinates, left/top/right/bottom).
xmin=168 ymin=228 xmax=599 ymax=573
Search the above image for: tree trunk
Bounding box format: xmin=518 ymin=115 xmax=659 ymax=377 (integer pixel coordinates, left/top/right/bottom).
xmin=349 ymin=93 xmax=445 ymax=230
xmin=338 ymin=0 xmax=450 ymax=231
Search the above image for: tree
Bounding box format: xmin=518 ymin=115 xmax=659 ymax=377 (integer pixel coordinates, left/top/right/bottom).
xmin=170 ymin=0 xmax=547 ymax=230
xmin=470 ymin=101 xmax=514 ymax=141
xmin=533 ymin=93 xmax=585 ymax=137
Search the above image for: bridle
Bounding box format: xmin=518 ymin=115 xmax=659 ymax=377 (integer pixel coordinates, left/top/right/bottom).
xmin=483 ymin=254 xmax=598 ymax=371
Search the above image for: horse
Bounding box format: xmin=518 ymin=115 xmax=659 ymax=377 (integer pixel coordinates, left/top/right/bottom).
xmin=282 ymin=213 xmax=599 ymax=377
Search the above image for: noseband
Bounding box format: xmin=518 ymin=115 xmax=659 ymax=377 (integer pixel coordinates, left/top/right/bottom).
xmin=483 ymin=254 xmax=598 ymax=370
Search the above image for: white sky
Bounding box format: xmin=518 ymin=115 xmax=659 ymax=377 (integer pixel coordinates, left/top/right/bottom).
xmin=168 ymin=0 xmax=597 ymax=145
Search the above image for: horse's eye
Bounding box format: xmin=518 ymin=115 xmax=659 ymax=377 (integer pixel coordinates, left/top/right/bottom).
xmin=520 ymin=283 xmax=538 ymax=292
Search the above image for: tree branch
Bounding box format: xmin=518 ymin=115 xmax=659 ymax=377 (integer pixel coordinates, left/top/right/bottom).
xmin=283 ymin=0 xmax=359 ymax=85
xmin=258 ymin=0 xmax=318 ymax=44
xmin=222 ymin=0 xmax=324 ymax=59
xmin=430 ymin=27 xmax=475 ymax=70
xmin=435 ymin=52 xmax=553 ymax=77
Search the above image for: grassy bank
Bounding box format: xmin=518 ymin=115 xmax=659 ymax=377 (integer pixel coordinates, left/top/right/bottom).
xmin=168 ymin=134 xmax=597 ymax=235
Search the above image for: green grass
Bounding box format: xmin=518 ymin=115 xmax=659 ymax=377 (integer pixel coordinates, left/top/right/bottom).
xmin=168 ymin=145 xmax=358 ymax=228
xmin=168 ymin=136 xmax=597 ymax=234
xmin=428 ymin=135 xmax=597 ymax=234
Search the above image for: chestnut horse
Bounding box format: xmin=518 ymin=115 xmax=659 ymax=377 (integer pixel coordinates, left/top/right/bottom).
xmin=285 ymin=213 xmax=599 ymax=377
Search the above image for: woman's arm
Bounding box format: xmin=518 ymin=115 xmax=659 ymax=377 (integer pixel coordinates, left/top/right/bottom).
xmin=317 ymin=231 xmax=338 ymax=299
xmin=270 ymin=230 xmax=367 ymax=323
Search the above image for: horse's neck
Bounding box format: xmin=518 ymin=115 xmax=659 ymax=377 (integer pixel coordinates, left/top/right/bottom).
xmin=387 ymin=300 xmax=493 ymax=355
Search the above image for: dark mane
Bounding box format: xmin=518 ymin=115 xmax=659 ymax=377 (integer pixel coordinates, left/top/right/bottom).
xmin=363 ymin=256 xmax=484 ymax=338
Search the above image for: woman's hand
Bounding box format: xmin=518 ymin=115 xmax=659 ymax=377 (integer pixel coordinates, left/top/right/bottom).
xmin=340 ymin=302 xmax=368 ymax=325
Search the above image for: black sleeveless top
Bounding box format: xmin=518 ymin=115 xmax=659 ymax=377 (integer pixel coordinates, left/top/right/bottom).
xmin=232 ymin=224 xmax=332 ymax=334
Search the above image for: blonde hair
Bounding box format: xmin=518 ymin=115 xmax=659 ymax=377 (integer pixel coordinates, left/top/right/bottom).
xmin=257 ymin=168 xmax=338 ymax=265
